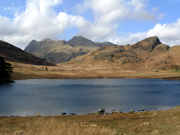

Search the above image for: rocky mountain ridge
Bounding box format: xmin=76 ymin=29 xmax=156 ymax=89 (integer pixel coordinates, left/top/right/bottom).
xmin=24 ymin=36 xmax=180 ymax=70
xmin=25 ymin=36 xmax=114 ymax=63
xmin=69 ymin=36 xmax=180 ymax=70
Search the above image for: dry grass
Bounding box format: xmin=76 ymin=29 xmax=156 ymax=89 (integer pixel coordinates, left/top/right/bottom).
xmin=10 ymin=61 xmax=180 ymax=80
xmin=11 ymin=118 xmax=116 ymax=135
xmin=1 ymin=107 xmax=180 ymax=135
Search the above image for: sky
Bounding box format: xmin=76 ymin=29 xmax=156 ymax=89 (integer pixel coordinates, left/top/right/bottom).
xmin=0 ymin=0 xmax=180 ymax=49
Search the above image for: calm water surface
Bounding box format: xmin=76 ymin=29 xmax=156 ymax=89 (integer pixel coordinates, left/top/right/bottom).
xmin=0 ymin=79 xmax=180 ymax=116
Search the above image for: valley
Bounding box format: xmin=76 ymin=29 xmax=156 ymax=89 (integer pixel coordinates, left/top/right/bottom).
xmin=1 ymin=36 xmax=180 ymax=80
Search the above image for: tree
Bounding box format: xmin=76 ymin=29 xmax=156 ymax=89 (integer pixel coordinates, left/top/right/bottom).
xmin=170 ymin=65 xmax=180 ymax=72
xmin=0 ymin=56 xmax=13 ymax=84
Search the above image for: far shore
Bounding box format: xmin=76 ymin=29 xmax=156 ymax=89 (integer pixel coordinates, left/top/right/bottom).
xmin=11 ymin=63 xmax=180 ymax=81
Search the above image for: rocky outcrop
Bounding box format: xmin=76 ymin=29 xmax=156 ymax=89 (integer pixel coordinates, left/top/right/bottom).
xmin=95 ymin=42 xmax=114 ymax=47
xmin=70 ymin=36 xmax=174 ymax=70
xmin=93 ymin=45 xmax=138 ymax=64
xmin=132 ymin=36 xmax=162 ymax=52
xmin=154 ymin=44 xmax=169 ymax=52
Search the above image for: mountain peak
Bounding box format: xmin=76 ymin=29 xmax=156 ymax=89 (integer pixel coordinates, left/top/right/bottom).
xmin=70 ymin=35 xmax=89 ymax=41
xmin=30 ymin=39 xmax=37 ymax=44
xmin=141 ymin=36 xmax=161 ymax=44
xmin=132 ymin=36 xmax=162 ymax=52
xmin=68 ymin=35 xmax=96 ymax=47
xmin=73 ymin=35 xmax=84 ymax=38
xmin=42 ymin=38 xmax=52 ymax=41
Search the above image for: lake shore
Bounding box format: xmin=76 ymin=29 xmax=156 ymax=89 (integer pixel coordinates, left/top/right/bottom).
xmin=3 ymin=62 xmax=180 ymax=134
xmin=1 ymin=106 xmax=180 ymax=135
xmin=11 ymin=62 xmax=180 ymax=80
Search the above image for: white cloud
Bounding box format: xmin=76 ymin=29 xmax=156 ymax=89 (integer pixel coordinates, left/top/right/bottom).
xmin=0 ymin=16 xmax=16 ymax=35
xmin=147 ymin=19 xmax=180 ymax=45
xmin=0 ymin=0 xmax=180 ymax=50
xmin=77 ymin=0 xmax=155 ymax=22
xmin=75 ymin=0 xmax=155 ymax=41
xmin=0 ymin=0 xmax=82 ymax=49
xmin=110 ymin=18 xmax=180 ymax=46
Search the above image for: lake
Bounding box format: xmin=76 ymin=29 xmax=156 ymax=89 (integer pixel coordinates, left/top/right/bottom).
xmin=0 ymin=79 xmax=180 ymax=116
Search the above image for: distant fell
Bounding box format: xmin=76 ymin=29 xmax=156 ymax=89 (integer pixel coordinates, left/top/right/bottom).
xmin=69 ymin=36 xmax=179 ymax=70
xmin=68 ymin=36 xmax=96 ymax=47
xmin=25 ymin=36 xmax=114 ymax=64
xmin=0 ymin=40 xmax=55 ymax=66
xmin=67 ymin=36 xmax=114 ymax=47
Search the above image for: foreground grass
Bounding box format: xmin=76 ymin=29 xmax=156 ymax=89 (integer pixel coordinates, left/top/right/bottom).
xmin=1 ymin=106 xmax=180 ymax=135
xmin=0 ymin=116 xmax=116 ymax=135
xmin=16 ymin=119 xmax=115 ymax=135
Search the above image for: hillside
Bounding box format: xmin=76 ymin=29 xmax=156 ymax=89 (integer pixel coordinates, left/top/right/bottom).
xmin=69 ymin=36 xmax=180 ymax=70
xmin=0 ymin=40 xmax=55 ymax=66
xmin=24 ymin=36 xmax=114 ymax=64
xmin=9 ymin=37 xmax=180 ymax=80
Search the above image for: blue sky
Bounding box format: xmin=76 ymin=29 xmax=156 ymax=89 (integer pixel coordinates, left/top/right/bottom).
xmin=0 ymin=0 xmax=180 ymax=49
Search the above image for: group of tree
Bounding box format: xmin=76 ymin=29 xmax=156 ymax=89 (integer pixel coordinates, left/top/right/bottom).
xmin=170 ymin=65 xmax=180 ymax=72
xmin=0 ymin=56 xmax=13 ymax=84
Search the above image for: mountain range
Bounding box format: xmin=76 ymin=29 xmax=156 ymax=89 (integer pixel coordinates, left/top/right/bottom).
xmin=1 ymin=36 xmax=180 ymax=71
xmin=25 ymin=36 xmax=113 ymax=63
xmin=69 ymin=36 xmax=180 ymax=70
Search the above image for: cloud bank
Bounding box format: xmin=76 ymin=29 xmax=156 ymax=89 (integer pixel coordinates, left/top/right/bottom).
xmin=112 ymin=19 xmax=180 ymax=46
xmin=0 ymin=0 xmax=81 ymax=48
xmin=0 ymin=0 xmax=180 ymax=49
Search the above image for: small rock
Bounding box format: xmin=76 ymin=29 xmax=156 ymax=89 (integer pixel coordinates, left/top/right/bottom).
xmin=151 ymin=129 xmax=163 ymax=134
xmin=141 ymin=122 xmax=151 ymax=126
xmin=70 ymin=113 xmax=75 ymax=115
xmin=112 ymin=110 xmax=122 ymax=113
xmin=13 ymin=130 xmax=24 ymax=135
xmin=91 ymin=124 xmax=97 ymax=128
xmin=98 ymin=108 xmax=105 ymax=115
xmin=61 ymin=112 xmax=66 ymax=115
xmin=129 ymin=109 xmax=135 ymax=113
xmin=142 ymin=108 xmax=146 ymax=112
xmin=142 ymin=111 xmax=147 ymax=113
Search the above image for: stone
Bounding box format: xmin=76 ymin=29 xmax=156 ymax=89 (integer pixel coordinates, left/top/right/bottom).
xmin=141 ymin=122 xmax=151 ymax=126
xmin=98 ymin=108 xmax=105 ymax=115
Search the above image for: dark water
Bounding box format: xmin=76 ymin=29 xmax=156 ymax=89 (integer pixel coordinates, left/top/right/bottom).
xmin=0 ymin=79 xmax=180 ymax=116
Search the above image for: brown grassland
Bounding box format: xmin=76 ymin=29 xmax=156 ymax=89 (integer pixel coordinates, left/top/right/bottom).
xmin=10 ymin=62 xmax=180 ymax=80
xmin=0 ymin=106 xmax=180 ymax=135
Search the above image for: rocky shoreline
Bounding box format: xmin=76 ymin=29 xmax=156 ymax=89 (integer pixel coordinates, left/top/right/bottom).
xmin=1 ymin=106 xmax=180 ymax=134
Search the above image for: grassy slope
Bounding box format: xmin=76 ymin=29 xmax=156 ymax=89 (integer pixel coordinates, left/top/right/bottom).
xmin=0 ymin=41 xmax=55 ymax=66
xmin=11 ymin=62 xmax=180 ymax=80
xmin=1 ymin=106 xmax=180 ymax=135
